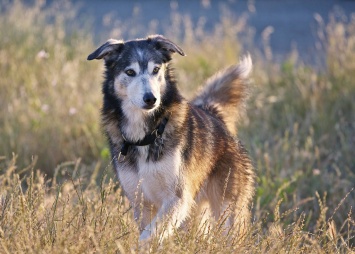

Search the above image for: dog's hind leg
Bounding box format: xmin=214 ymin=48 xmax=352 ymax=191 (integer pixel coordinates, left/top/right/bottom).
xmin=229 ymin=201 xmax=251 ymax=239
xmin=206 ymin=170 xmax=253 ymax=238
xmin=139 ymin=193 xmax=194 ymax=241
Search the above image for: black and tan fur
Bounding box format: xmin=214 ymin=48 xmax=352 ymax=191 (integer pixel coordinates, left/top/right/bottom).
xmin=88 ymin=35 xmax=255 ymax=241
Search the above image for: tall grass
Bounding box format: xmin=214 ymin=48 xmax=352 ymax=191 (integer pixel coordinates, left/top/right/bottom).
xmin=0 ymin=1 xmax=354 ymax=253
xmin=0 ymin=0 xmax=105 ymax=175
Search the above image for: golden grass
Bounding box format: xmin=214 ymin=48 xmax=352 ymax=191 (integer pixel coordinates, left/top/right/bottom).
xmin=0 ymin=157 xmax=354 ymax=253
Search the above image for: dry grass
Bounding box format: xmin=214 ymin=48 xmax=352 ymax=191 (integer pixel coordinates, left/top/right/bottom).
xmin=0 ymin=1 xmax=354 ymax=253
xmin=0 ymin=0 xmax=104 ymax=175
xmin=0 ymin=157 xmax=354 ymax=253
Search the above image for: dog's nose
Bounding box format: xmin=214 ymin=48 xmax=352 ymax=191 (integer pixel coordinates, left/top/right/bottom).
xmin=143 ymin=92 xmax=157 ymax=106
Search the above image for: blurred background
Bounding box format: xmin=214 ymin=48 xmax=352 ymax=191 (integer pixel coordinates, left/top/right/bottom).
xmin=73 ymin=0 xmax=355 ymax=66
xmin=0 ymin=0 xmax=354 ymax=238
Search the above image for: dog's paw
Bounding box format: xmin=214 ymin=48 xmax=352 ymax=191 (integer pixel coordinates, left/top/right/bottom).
xmin=139 ymin=229 xmax=152 ymax=241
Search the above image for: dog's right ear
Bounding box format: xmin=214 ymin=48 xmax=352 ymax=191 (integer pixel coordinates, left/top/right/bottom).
xmin=87 ymin=39 xmax=124 ymax=61
xmin=148 ymin=35 xmax=185 ymax=57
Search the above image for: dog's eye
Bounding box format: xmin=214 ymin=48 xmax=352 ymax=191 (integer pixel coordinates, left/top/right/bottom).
xmin=152 ymin=67 xmax=160 ymax=74
xmin=125 ymin=69 xmax=136 ymax=77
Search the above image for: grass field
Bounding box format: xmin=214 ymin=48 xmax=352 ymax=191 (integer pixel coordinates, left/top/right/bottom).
xmin=0 ymin=1 xmax=354 ymax=253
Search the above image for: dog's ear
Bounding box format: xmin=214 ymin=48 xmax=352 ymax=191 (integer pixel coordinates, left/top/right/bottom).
xmin=148 ymin=34 xmax=185 ymax=57
xmin=87 ymin=39 xmax=124 ymax=60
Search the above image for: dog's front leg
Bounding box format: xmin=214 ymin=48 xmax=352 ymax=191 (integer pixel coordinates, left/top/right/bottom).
xmin=139 ymin=194 xmax=193 ymax=241
xmin=117 ymin=170 xmax=157 ymax=233
xmin=133 ymin=201 xmax=156 ymax=232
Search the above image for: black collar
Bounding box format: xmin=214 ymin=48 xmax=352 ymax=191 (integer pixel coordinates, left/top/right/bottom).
xmin=119 ymin=117 xmax=169 ymax=157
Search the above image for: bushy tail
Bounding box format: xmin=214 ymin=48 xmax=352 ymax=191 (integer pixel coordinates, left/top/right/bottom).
xmin=192 ymin=55 xmax=252 ymax=136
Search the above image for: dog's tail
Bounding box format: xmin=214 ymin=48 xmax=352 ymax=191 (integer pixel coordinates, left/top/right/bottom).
xmin=192 ymin=55 xmax=252 ymax=136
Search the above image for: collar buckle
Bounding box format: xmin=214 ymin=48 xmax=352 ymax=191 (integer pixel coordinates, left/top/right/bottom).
xmin=117 ymin=152 xmax=125 ymax=163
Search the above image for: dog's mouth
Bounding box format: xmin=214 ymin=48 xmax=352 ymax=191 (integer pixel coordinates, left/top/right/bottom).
xmin=142 ymin=104 xmax=156 ymax=110
xmin=142 ymin=99 xmax=160 ymax=111
xmin=129 ymin=100 xmax=158 ymax=112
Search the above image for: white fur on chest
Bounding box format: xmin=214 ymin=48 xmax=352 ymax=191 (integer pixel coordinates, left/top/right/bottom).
xmin=121 ymin=100 xmax=147 ymax=141
xmin=117 ymin=148 xmax=182 ymax=207
xmin=138 ymin=149 xmax=182 ymax=205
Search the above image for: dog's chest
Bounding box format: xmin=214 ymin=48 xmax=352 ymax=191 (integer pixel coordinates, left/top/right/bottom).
xmin=118 ymin=147 xmax=182 ymax=206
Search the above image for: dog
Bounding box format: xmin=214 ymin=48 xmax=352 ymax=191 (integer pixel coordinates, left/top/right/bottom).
xmin=88 ymin=35 xmax=255 ymax=241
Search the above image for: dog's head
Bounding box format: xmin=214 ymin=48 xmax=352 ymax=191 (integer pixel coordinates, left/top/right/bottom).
xmin=88 ymin=35 xmax=185 ymax=112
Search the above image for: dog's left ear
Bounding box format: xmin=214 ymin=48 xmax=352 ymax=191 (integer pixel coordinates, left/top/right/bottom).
xmin=87 ymin=39 xmax=124 ymax=61
xmin=148 ymin=35 xmax=185 ymax=57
